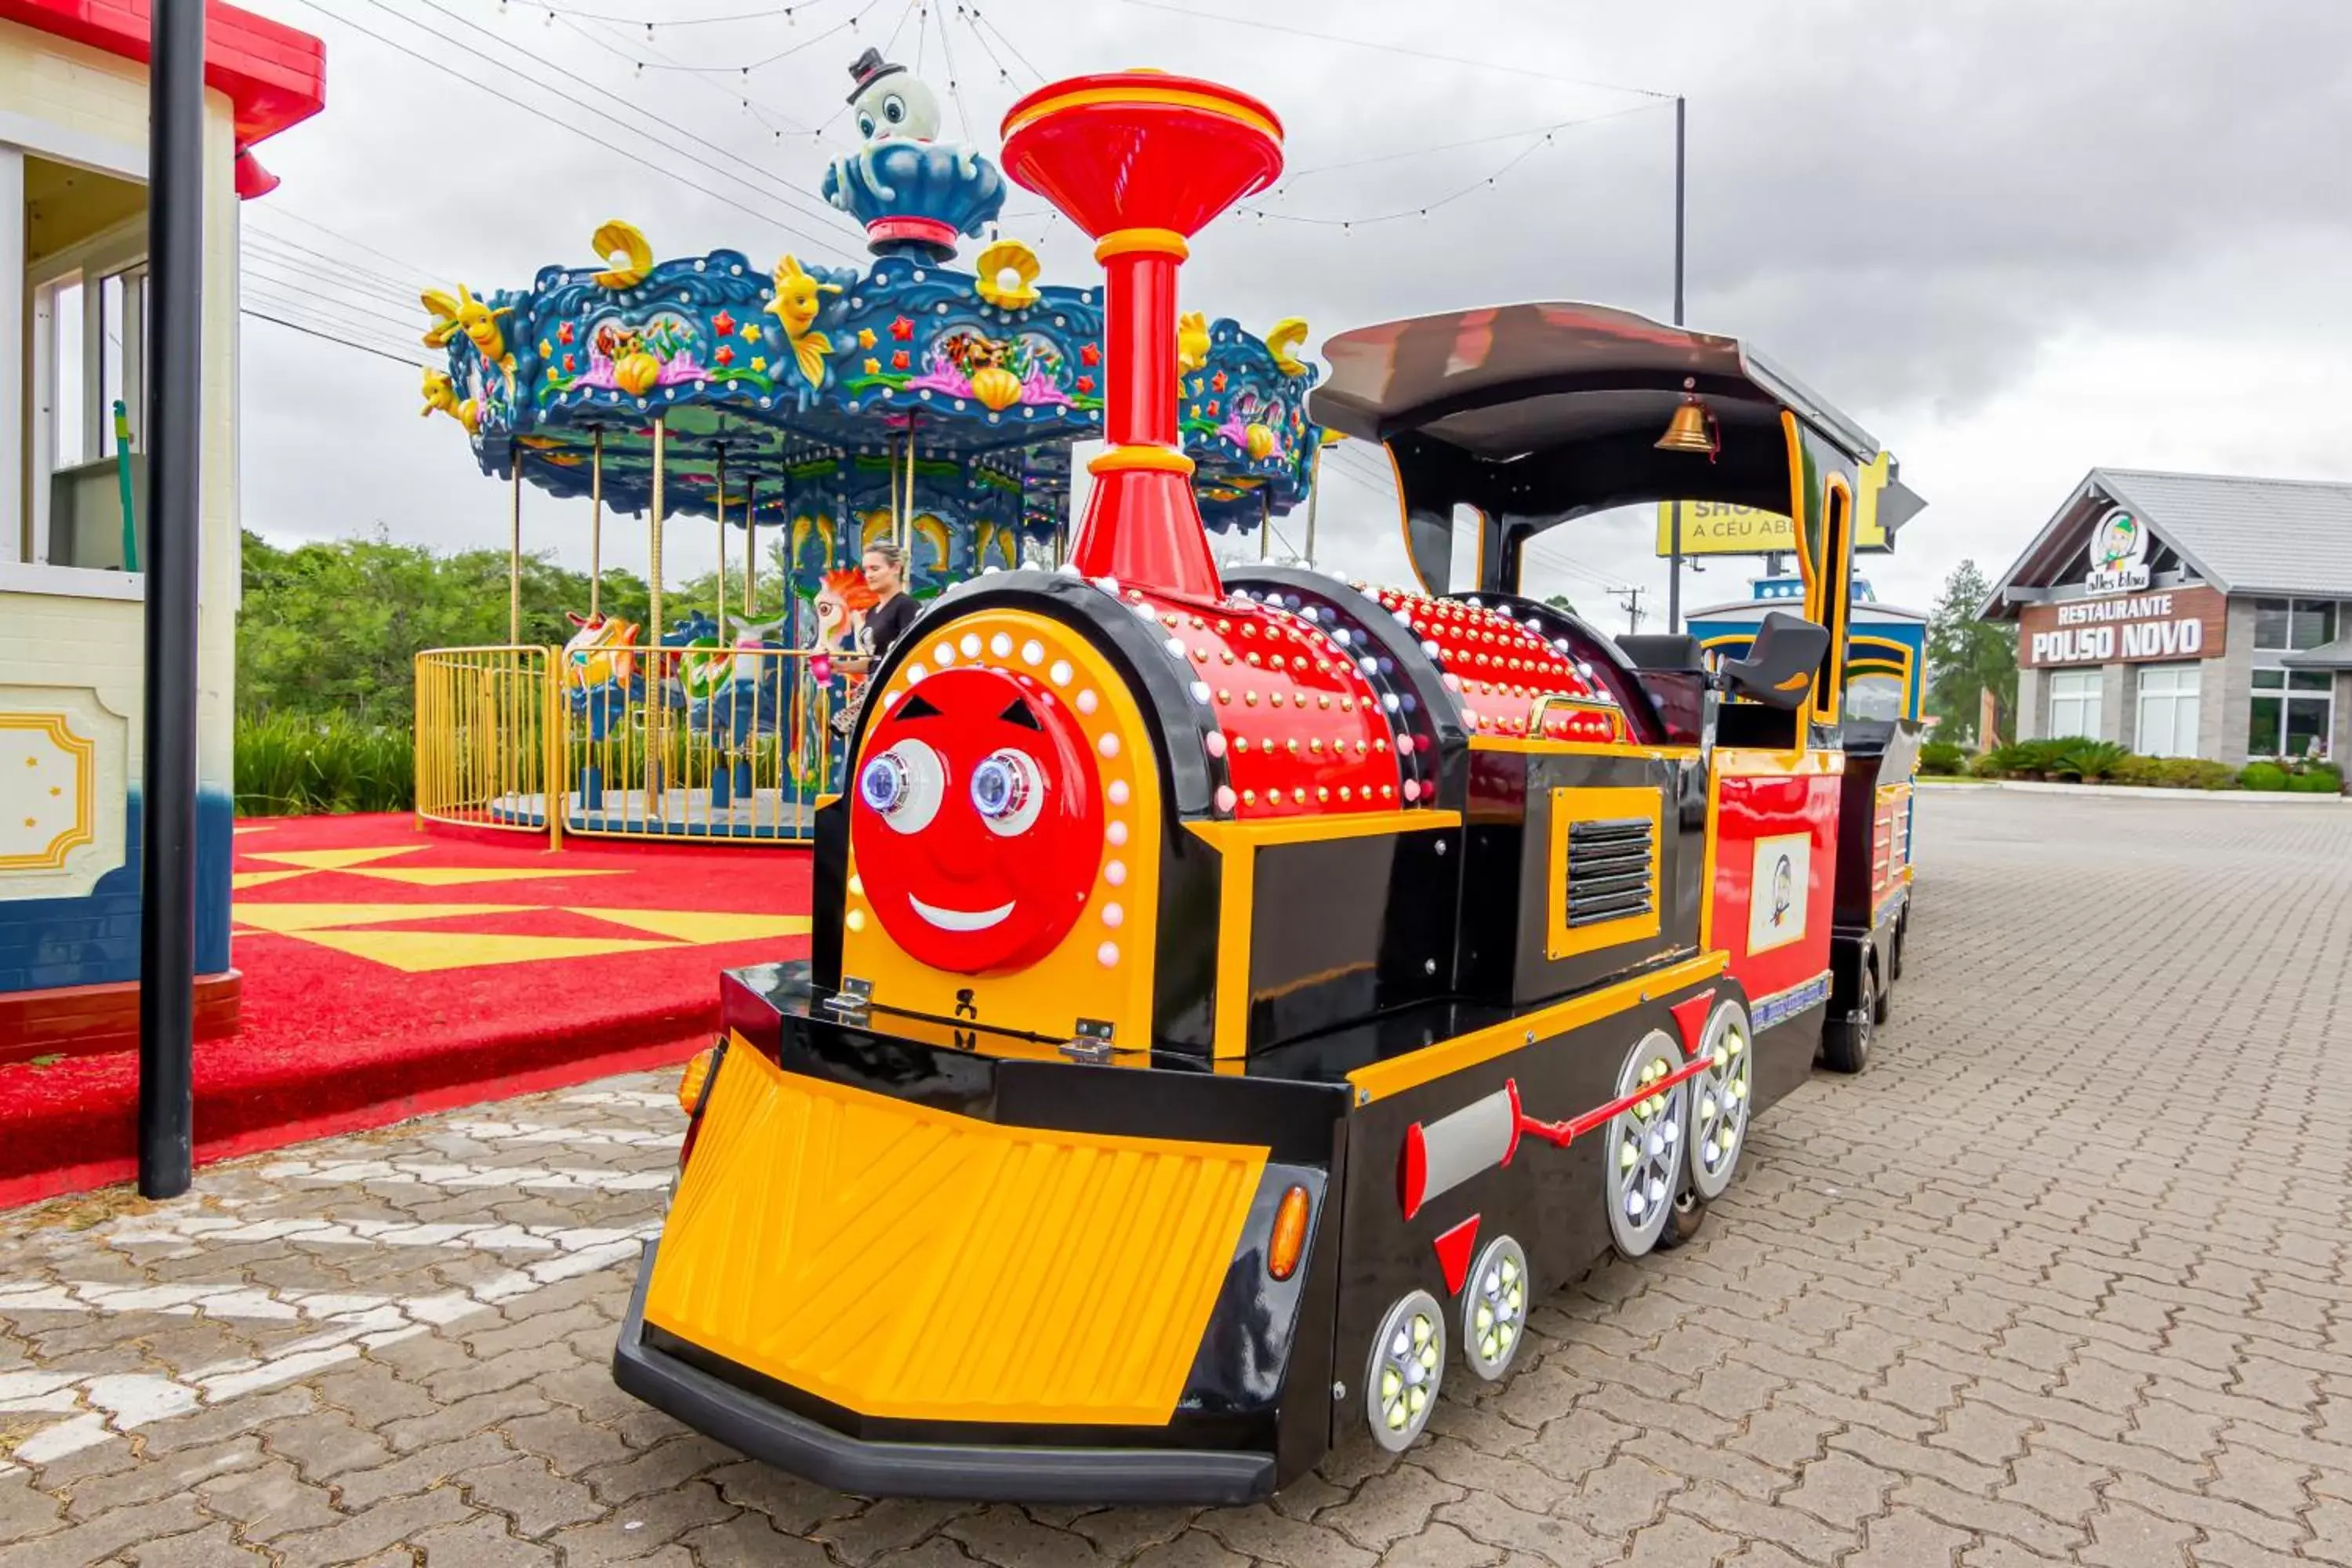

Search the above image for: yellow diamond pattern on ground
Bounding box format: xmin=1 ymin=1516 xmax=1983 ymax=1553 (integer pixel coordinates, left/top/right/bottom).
xmin=231 ymin=869 xmax=311 ymax=891
xmin=245 ymin=845 xmax=426 ymax=871
xmin=563 ymin=908 xmax=813 ymax=945
xmin=343 ymin=866 xmax=627 ymax=887
xmin=233 ymin=902 xmax=540 ymax=935
xmin=274 ymin=929 xmax=677 ymax=973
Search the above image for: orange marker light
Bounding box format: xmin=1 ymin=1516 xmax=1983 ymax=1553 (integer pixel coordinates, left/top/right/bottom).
xmin=676 ymin=1043 xmax=720 ymax=1117
xmin=1268 ymin=1185 xmax=1311 ymax=1280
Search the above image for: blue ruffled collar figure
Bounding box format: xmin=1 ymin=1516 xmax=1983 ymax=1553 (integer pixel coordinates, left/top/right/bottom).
xmin=823 ymin=49 xmax=1005 ymax=263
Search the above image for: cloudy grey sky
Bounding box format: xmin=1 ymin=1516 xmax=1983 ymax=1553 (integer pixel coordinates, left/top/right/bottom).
xmin=232 ymin=0 xmax=2352 ymax=626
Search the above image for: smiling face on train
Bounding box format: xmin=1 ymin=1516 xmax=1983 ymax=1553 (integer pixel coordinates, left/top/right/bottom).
xmin=850 ymin=664 xmax=1105 ymax=974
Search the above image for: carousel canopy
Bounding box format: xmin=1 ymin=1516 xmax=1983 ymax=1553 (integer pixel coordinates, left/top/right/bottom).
xmin=420 ymin=59 xmax=1323 ymax=541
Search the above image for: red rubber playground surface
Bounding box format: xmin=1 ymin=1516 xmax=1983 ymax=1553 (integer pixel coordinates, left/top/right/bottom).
xmin=0 ymin=815 xmax=812 ymax=1207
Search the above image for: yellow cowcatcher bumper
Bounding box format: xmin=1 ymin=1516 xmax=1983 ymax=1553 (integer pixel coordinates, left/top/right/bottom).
xmin=642 ymin=1035 xmax=1270 ymax=1428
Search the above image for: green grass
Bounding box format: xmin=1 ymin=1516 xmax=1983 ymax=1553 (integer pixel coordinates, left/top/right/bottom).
xmin=235 ymin=710 xmax=414 ymax=816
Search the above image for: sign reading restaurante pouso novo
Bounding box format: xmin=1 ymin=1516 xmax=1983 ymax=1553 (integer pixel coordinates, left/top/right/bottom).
xmin=2020 ymin=584 xmax=2227 ymax=667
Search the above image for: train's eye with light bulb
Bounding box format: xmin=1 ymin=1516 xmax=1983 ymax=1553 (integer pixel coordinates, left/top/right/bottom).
xmin=858 ymin=740 xmax=946 ymax=833
xmin=970 ymin=748 xmax=1044 ymax=837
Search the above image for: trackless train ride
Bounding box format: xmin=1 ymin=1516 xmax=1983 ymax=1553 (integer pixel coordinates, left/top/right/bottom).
xmin=613 ymin=66 xmax=1925 ymax=1504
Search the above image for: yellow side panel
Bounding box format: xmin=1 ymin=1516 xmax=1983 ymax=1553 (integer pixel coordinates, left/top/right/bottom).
xmin=646 ymin=1037 xmax=1269 ymax=1425
xmin=1545 ymin=785 xmax=1664 ymax=960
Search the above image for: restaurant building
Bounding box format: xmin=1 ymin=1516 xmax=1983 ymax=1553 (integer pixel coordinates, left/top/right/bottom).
xmin=1980 ymin=469 xmax=2352 ymax=763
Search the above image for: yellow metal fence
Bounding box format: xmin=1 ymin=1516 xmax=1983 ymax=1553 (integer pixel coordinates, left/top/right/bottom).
xmin=415 ymin=644 xmax=836 ymax=847
xmin=414 ymin=646 xmax=561 ymax=844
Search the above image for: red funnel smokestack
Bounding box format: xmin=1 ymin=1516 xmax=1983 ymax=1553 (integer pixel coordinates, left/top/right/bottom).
xmin=1001 ymin=72 xmax=1283 ymax=601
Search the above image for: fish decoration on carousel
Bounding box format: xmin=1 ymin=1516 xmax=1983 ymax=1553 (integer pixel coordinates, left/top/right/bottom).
xmin=766 ymin=254 xmax=844 ymax=389
xmin=420 ymin=367 xmax=480 ymax=434
xmin=1178 ymin=311 xmax=1211 ymax=376
xmin=975 ymin=517 xmax=1021 ymax=571
xmin=789 ymin=514 xmax=837 ymax=574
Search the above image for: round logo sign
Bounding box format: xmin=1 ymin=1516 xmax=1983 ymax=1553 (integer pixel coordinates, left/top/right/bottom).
xmin=2092 ymin=508 xmax=2147 ymax=571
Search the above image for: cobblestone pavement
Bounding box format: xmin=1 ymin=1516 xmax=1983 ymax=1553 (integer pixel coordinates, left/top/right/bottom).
xmin=5 ymin=789 xmax=2352 ymax=1566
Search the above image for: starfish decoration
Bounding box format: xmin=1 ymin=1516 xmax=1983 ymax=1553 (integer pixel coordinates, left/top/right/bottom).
xmin=557 ymin=321 xmax=575 ymax=345
xmin=712 ymin=310 xmax=737 ymax=337
xmin=1211 ymin=372 xmax=1228 ymax=392
xmin=1080 ymin=343 xmax=1100 ymax=365
xmin=889 ymin=316 xmax=914 ymax=341
xmin=858 ymin=327 xmax=877 ymax=350
xmin=863 ymin=357 xmax=882 ymax=375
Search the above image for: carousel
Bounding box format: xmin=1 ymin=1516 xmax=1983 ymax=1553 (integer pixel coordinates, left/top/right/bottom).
xmin=413 ymin=50 xmax=1329 ymax=846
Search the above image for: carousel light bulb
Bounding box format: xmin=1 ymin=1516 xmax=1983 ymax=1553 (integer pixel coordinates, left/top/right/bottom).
xmin=1050 ymin=660 xmax=1073 ymax=685
xmin=1102 ymin=902 xmax=1123 ymax=927
xmin=1106 ymin=820 xmax=1128 ymax=846
xmin=1022 ymin=639 xmax=1044 ymax=666
xmin=1097 ymin=942 xmax=1120 ymax=967
xmin=1076 ymin=690 xmax=1098 ymax=714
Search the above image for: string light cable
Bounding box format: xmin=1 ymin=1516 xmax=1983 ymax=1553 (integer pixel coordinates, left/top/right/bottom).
xmin=1098 ymin=0 xmax=1674 ymax=96
xmin=404 ymin=0 xmax=862 ymax=241
xmin=1238 ymin=103 xmax=1666 ymax=230
xmin=289 ymin=0 xmax=863 ymax=265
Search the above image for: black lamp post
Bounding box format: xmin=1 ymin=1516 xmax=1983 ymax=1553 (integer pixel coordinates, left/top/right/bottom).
xmin=139 ymin=0 xmax=205 ymax=1200
xmin=1667 ymin=95 xmax=1687 ymax=633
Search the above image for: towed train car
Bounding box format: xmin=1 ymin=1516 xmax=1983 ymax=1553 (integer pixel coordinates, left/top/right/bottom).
xmin=1686 ymin=590 xmax=1927 ymax=1069
xmin=613 ymin=67 xmax=1923 ymax=1504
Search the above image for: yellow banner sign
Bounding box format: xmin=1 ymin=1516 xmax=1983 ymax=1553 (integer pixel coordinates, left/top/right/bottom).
xmin=1656 ymin=451 xmax=1898 ymax=557
xmin=1655 ymin=501 xmax=1793 ymax=557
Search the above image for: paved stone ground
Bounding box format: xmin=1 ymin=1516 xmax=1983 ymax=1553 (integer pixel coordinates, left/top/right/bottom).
xmin=5 ymin=788 xmax=2352 ymax=1566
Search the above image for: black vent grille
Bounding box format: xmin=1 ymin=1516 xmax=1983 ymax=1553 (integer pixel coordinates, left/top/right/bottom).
xmin=1566 ymin=818 xmax=1656 ymax=928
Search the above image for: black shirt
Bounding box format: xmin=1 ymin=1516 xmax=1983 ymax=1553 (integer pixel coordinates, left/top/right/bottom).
xmin=861 ymin=593 xmax=919 ymax=662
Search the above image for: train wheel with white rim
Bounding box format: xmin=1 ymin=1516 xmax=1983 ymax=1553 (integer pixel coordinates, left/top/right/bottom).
xmin=1366 ymin=1289 xmax=1446 ymax=1450
xmin=1604 ymin=1029 xmax=1688 ymax=1259
xmin=1685 ymin=1000 xmax=1755 ymax=1203
xmin=1461 ymin=1236 xmax=1528 ymax=1381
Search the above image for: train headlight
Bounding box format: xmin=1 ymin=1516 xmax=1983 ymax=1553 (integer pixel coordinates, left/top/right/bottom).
xmin=970 ymin=748 xmax=1045 ymax=837
xmin=858 ymin=740 xmax=946 ymax=833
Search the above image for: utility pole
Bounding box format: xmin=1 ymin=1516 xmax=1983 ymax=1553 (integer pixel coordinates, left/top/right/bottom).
xmin=140 ymin=0 xmax=205 ymax=1199
xmin=1666 ymin=95 xmax=1687 ymax=636
xmin=1613 ymin=586 xmax=1646 ymax=635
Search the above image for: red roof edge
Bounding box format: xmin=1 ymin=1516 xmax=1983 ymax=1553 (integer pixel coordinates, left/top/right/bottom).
xmin=0 ymin=0 xmax=326 ymax=154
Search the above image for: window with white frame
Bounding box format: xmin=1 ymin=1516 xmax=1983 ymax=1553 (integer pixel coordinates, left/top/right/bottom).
xmin=2134 ymin=664 xmax=2201 ymax=758
xmin=2047 ymin=668 xmax=2102 ymax=739
xmin=20 ymin=153 xmax=149 ymax=571
xmin=2250 ymin=669 xmax=2333 ymax=759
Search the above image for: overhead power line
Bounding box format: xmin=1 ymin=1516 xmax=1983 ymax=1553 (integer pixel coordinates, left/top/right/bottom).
xmin=392 ymin=0 xmax=862 ymax=243
xmin=260 ymin=204 xmax=441 ymax=285
xmin=242 ymin=307 xmax=434 ymax=368
xmin=286 ymin=0 xmax=862 ymax=265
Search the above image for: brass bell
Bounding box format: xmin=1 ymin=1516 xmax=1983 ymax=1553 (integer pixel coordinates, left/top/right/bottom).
xmin=1656 ymin=376 xmax=1719 ymax=457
